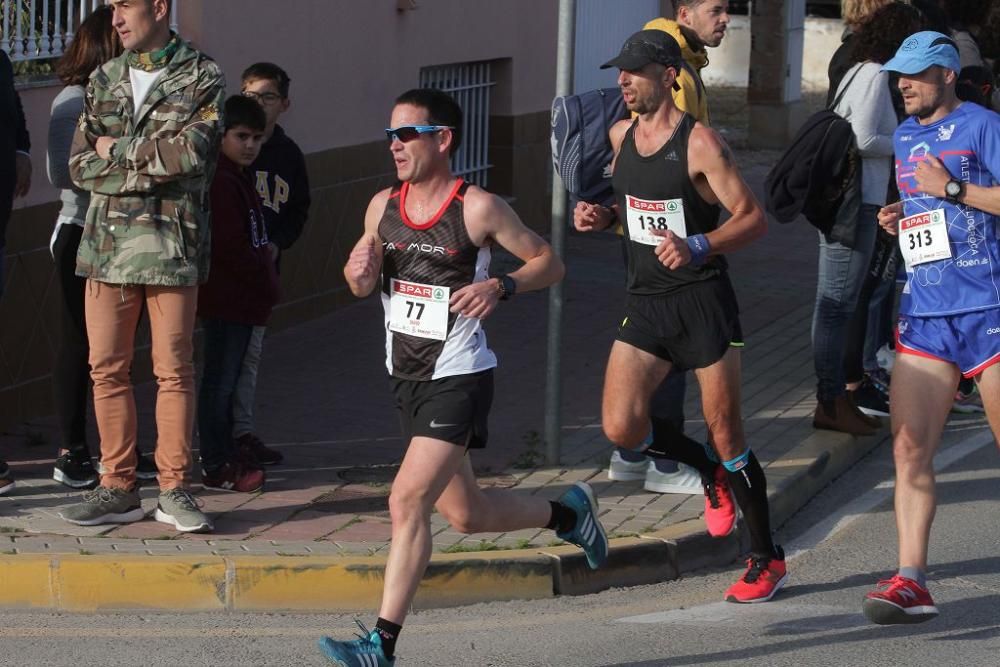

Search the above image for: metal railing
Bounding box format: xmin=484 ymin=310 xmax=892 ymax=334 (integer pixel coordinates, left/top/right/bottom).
xmin=419 ymin=61 xmax=495 ymax=188
xmin=1 ymin=0 xmax=179 ymax=62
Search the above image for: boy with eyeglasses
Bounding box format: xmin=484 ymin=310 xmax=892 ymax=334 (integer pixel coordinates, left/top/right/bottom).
xmin=232 ymin=62 xmax=311 ymax=467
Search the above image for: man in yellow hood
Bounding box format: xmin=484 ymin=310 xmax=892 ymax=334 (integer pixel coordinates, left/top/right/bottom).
xmin=644 ymin=0 xmax=732 ymax=124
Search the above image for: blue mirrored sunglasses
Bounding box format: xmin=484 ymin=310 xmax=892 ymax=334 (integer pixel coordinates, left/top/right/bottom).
xmin=385 ymin=125 xmax=453 ymax=143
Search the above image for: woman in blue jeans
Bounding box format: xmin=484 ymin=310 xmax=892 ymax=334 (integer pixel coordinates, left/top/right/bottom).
xmin=813 ymin=4 xmax=922 ymax=435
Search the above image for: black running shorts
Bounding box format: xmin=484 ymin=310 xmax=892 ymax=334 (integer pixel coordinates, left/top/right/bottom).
xmin=616 ymin=277 xmax=744 ymax=371
xmin=390 ymin=370 xmax=494 ymax=449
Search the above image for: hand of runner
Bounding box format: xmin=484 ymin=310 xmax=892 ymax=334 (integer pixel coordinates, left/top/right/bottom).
xmin=652 ymin=229 xmax=691 ymax=269
xmin=877 ymin=201 xmax=903 ymax=236
xmin=450 ymin=280 xmax=499 ymax=319
xmin=914 ymin=154 xmax=951 ymax=198
xmin=573 ymin=202 xmax=613 ymax=232
xmin=346 ymin=234 xmax=379 ymax=283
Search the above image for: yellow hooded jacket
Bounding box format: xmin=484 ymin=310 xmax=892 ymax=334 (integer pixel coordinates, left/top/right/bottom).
xmin=643 ymin=17 xmax=710 ymax=125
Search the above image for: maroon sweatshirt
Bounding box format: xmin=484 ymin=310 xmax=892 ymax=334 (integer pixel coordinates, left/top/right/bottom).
xmin=198 ymin=153 xmax=280 ymax=325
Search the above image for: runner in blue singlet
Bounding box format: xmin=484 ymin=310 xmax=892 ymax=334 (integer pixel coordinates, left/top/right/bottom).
xmin=862 ymin=31 xmax=1000 ymax=627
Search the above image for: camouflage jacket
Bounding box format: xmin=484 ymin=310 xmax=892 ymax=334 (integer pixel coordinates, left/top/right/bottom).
xmin=69 ymin=39 xmax=225 ymax=286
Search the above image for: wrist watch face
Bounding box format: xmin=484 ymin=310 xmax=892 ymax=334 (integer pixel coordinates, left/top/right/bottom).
xmin=946 ymin=180 xmax=961 ymax=198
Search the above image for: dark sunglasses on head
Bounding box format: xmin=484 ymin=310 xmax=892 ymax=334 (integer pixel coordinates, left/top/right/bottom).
xmin=385 ymin=125 xmax=453 ymax=143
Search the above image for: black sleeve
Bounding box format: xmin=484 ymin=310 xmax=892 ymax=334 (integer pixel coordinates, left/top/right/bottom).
xmin=270 ymin=146 xmax=311 ymax=250
xmin=1 ymin=53 xmax=30 ymax=153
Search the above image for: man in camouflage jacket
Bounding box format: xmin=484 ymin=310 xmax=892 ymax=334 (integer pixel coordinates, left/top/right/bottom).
xmin=60 ymin=0 xmax=224 ymax=533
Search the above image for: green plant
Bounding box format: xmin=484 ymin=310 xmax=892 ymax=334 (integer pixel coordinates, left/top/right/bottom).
xmin=511 ymin=429 xmax=544 ymax=469
xmin=441 ymin=540 xmax=502 ymax=554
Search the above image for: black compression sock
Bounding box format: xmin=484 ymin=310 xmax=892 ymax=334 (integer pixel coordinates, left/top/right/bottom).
xmin=375 ymin=618 xmax=402 ymax=658
xmin=546 ymin=500 xmax=577 ymax=534
xmin=724 ymin=451 xmax=776 ymax=557
xmin=644 ymin=417 xmax=718 ymax=477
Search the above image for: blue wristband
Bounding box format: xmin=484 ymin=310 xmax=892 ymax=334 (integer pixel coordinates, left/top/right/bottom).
xmin=686 ymin=234 xmax=711 ymax=266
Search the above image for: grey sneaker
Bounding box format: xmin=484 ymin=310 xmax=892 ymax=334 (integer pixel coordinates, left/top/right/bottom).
xmin=59 ymin=486 xmax=144 ymax=526
xmin=154 ymin=488 xmax=213 ymax=533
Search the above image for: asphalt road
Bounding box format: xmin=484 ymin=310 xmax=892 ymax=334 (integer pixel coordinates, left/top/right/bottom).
xmin=0 ymin=418 xmax=997 ymax=667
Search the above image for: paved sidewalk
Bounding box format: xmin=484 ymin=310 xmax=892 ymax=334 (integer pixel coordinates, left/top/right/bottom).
xmin=0 ymin=147 xmax=897 ymax=610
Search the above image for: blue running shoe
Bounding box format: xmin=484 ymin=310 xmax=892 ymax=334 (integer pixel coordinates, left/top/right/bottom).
xmin=556 ymin=481 xmax=608 ymax=569
xmin=318 ymin=620 xmax=394 ymax=666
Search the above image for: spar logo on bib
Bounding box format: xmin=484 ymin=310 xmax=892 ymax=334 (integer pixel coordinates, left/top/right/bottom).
xmin=628 ymin=196 xmax=666 ymax=213
xmin=394 ymin=282 xmax=435 ymax=299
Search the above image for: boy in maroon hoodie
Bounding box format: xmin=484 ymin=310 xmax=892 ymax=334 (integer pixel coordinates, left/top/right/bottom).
xmin=197 ymin=96 xmax=279 ymax=493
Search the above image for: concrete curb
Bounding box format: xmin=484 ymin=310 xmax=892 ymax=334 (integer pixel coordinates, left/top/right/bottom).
xmin=0 ymin=429 xmax=888 ymax=612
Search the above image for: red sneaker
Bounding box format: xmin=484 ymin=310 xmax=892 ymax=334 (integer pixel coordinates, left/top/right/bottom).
xmin=702 ymin=466 xmax=737 ymax=537
xmin=202 ymin=460 xmax=265 ymax=493
xmin=863 ymin=575 xmax=939 ymax=625
xmin=725 ymin=546 xmax=787 ymax=603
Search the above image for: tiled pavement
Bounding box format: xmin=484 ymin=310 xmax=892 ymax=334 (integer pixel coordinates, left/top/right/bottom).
xmin=1 ymin=147 xmax=857 ymax=560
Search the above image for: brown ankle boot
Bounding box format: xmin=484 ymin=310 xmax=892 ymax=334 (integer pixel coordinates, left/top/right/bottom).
xmin=813 ymin=394 xmax=878 ymax=436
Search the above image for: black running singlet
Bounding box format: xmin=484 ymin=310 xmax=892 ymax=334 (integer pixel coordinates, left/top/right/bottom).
xmin=613 ymin=113 xmax=725 ymax=295
xmin=378 ymin=179 xmax=497 ymax=381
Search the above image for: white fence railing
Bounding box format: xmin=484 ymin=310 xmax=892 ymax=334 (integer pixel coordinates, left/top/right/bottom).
xmin=1 ymin=0 xmax=179 ymax=62
xmin=420 ymin=61 xmax=495 ymax=188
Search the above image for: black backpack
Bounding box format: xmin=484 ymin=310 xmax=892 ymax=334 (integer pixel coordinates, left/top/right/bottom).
xmin=550 ymin=87 xmax=628 ymax=207
xmin=764 ymin=66 xmax=864 ymax=246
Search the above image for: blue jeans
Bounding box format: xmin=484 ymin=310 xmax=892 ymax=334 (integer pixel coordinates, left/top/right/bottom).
xmin=812 ymin=204 xmax=879 ymax=401
xmin=197 ymin=319 xmax=253 ymax=471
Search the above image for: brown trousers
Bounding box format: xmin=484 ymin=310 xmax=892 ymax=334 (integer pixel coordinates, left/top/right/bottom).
xmin=85 ymin=280 xmax=197 ymax=491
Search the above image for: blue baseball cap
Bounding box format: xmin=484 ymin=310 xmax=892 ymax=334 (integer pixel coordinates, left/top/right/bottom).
xmin=882 ymin=31 xmax=961 ymax=75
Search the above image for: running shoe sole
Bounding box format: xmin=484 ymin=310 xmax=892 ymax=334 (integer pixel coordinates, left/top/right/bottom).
xmin=58 ymin=507 xmax=145 ymax=526
xmin=0 ymin=480 xmax=14 ymax=495
xmin=53 ymin=469 xmax=98 ymax=489
xmin=607 ymin=469 xmax=647 ymax=482
xmin=857 ymin=406 xmax=890 ymax=418
xmin=725 ymin=572 xmax=788 ymax=604
xmin=643 ymin=479 xmax=703 ymax=494
xmin=862 ymin=598 xmax=939 ymax=625
xmin=154 ymin=508 xmax=213 ymax=533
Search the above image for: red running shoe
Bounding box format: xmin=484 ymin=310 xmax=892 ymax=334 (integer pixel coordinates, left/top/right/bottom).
xmin=702 ymin=466 xmax=737 ymax=537
xmin=863 ymin=575 xmax=939 ymax=625
xmin=725 ymin=546 xmax=788 ymax=603
xmin=202 ymin=460 xmax=265 ymax=493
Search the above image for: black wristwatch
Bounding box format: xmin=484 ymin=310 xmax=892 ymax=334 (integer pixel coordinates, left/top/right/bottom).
xmin=497 ymin=275 xmax=516 ymax=301
xmin=945 ymin=179 xmax=963 ymax=202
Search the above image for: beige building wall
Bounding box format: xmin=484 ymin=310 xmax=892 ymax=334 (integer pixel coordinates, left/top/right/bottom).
xmin=0 ymin=0 xmax=561 ymax=427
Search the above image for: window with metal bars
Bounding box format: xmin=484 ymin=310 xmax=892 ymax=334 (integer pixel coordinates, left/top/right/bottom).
xmin=419 ymin=61 xmax=494 ymax=188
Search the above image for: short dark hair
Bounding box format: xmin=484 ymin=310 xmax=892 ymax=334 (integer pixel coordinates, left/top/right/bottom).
xmin=241 ymin=62 xmax=291 ymax=98
xmin=393 ymin=88 xmax=463 ymax=156
xmin=224 ymin=94 xmax=266 ymax=133
xmin=56 ymin=5 xmax=121 ymax=86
